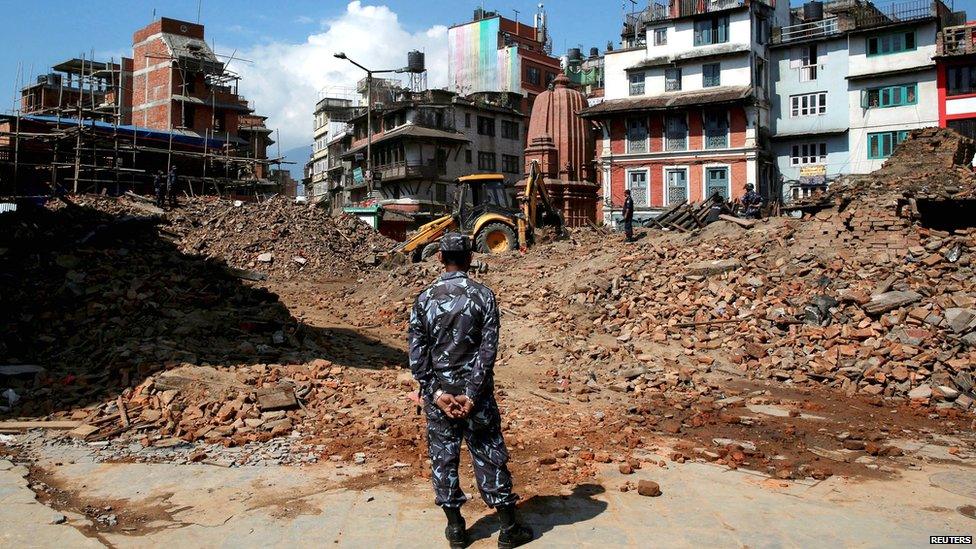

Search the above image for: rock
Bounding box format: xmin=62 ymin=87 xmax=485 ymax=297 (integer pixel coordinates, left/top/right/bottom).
xmin=619 ymin=463 xmax=634 ymax=475
xmin=637 ymin=480 xmax=662 ymax=497
xmin=908 ymin=385 xmax=933 ymax=400
xmin=946 ymin=308 xmax=976 ymax=334
xmin=687 ymin=259 xmax=740 ymax=276
xmin=935 ymin=386 xmax=960 ymax=401
xmin=618 ymin=366 xmax=647 ymax=380
xmin=256 ymin=252 xmax=274 ymax=263
xmin=292 ymin=256 xmax=308 ymax=265
xmin=863 ymin=291 xmax=922 ymax=315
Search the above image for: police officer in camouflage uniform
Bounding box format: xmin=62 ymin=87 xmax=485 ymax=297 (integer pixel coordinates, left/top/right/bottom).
xmin=408 ymin=233 xmax=534 ymax=549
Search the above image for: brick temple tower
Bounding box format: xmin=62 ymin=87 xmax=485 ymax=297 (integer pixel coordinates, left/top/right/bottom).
xmin=524 ymin=74 xmax=598 ymax=226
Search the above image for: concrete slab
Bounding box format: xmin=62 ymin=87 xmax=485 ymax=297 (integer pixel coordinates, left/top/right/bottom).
xmin=16 ymin=452 xmax=976 ymax=548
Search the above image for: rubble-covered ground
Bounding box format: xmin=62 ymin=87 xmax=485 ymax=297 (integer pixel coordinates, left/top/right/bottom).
xmin=3 ymin=129 xmax=976 ymax=513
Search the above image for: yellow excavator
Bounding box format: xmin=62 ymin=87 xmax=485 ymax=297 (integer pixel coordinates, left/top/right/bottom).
xmin=395 ymin=160 xmax=563 ymax=262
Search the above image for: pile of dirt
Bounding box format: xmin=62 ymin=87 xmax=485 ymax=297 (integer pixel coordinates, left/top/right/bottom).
xmin=66 ymin=194 xmax=395 ymax=279
xmin=0 ymin=197 xmax=330 ymax=417
xmin=171 ymin=196 xmax=394 ymax=279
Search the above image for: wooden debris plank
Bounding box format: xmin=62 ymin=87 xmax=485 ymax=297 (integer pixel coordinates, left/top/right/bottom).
xmin=117 ymin=396 xmax=130 ymax=428
xmin=528 ymin=390 xmax=570 ymax=405
xmin=0 ymin=420 xmax=82 ymax=431
xmin=718 ymin=214 xmax=756 ymax=228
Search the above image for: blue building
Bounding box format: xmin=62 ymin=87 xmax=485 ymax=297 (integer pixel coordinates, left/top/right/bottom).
xmin=770 ymin=0 xmax=960 ymax=202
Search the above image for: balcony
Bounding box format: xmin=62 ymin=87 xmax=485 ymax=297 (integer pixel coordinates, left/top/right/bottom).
xmin=774 ymin=17 xmax=842 ymax=44
xmin=939 ymin=23 xmax=976 ymax=56
xmin=375 ymin=161 xmax=438 ymax=182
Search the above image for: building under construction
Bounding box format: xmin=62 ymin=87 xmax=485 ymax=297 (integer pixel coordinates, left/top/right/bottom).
xmin=0 ymin=17 xmax=276 ymax=199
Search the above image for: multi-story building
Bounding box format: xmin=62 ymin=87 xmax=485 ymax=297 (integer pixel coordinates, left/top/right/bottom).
xmin=563 ymin=47 xmax=606 ymax=99
xmin=770 ymin=0 xmax=958 ymax=201
xmin=21 ymin=58 xmax=133 ymax=125
xmin=342 ymin=89 xmax=525 ymax=230
xmin=4 ymin=16 xmax=275 ymax=196
xmin=448 ymin=7 xmax=562 ymax=112
xmin=581 ymin=0 xmax=789 ymax=224
xmin=936 ymin=21 xmax=976 ymax=139
xmin=309 ymin=96 xmax=356 ymax=204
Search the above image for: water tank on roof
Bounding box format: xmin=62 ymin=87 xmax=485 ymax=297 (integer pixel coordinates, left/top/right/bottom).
xmin=474 ymin=8 xmax=484 ymax=20
xmin=567 ymin=48 xmax=582 ymax=60
xmin=803 ymin=1 xmax=824 ymax=21
xmin=589 ymin=47 xmax=600 ymax=58
xmin=407 ymin=51 xmax=425 ymax=73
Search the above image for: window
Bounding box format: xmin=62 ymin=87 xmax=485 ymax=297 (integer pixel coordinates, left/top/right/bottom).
xmin=629 ymin=72 xmax=646 ymax=96
xmin=665 ymin=168 xmax=688 ymax=205
xmin=867 ymin=131 xmax=909 ymax=159
xmin=501 ymin=120 xmax=519 ymax=139
xmin=949 ymin=118 xmax=976 ymax=140
xmin=477 ymin=116 xmax=496 ymax=136
xmin=800 ymin=44 xmax=818 ymax=81
xmin=703 ymin=63 xmax=721 ymax=87
xmin=867 ymin=30 xmax=916 ymax=56
xmin=478 ymin=151 xmax=497 ymax=171
xmin=694 ymin=15 xmax=729 ymax=46
xmin=465 ymin=113 xmax=471 ymax=128
xmin=626 ymin=118 xmax=647 ymax=153
xmin=703 ymin=110 xmax=728 ymax=149
xmin=665 ymin=67 xmax=682 ymax=92
xmin=436 ymin=148 xmax=448 ymax=175
xmin=705 ymin=167 xmax=730 ymax=200
xmin=947 ymin=65 xmax=976 ymax=96
xmin=754 ymin=57 xmax=767 ymax=89
xmin=653 ymin=27 xmax=667 ymax=46
xmin=755 ymin=17 xmax=769 ymax=46
xmin=790 ymin=143 xmax=828 ymax=165
xmin=465 ymin=149 xmax=472 ymax=163
xmin=790 ymin=92 xmax=827 ymax=117
xmin=862 ymin=83 xmax=917 ymax=108
xmin=502 ymin=154 xmax=520 ymax=174
xmin=182 ymin=104 xmax=195 ymax=129
xmin=628 ymin=170 xmax=649 ymax=207
xmin=526 ymin=66 xmax=542 ymax=86
xmin=665 ymin=114 xmax=688 ymax=151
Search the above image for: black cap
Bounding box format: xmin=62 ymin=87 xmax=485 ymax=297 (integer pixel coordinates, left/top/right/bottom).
xmin=439 ymin=232 xmax=472 ymax=253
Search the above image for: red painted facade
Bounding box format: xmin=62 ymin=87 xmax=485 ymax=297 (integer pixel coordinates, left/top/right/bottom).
xmin=597 ymin=105 xmax=751 ymax=212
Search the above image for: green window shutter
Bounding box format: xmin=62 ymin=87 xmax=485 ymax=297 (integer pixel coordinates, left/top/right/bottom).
xmin=718 ymin=17 xmax=728 ymax=43
xmin=868 ymin=134 xmax=879 ymax=158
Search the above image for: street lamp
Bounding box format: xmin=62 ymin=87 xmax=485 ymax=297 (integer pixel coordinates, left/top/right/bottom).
xmin=334 ymin=52 xmax=403 ymax=199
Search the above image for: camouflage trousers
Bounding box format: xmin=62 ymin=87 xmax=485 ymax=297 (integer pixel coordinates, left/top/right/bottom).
xmin=424 ymin=396 xmax=518 ymax=509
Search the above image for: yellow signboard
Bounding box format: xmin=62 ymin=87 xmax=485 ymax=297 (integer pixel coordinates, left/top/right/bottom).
xmin=799 ymin=165 xmax=826 ymax=177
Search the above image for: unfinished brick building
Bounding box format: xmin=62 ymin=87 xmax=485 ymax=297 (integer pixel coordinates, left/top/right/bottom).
xmin=1 ymin=17 xmax=274 ymax=198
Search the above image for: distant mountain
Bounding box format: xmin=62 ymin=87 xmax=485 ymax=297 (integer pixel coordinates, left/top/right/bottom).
xmin=279 ymin=145 xmax=311 ymax=181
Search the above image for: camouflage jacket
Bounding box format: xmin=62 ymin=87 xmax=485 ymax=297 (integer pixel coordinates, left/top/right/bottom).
xmin=408 ymin=271 xmax=499 ymax=405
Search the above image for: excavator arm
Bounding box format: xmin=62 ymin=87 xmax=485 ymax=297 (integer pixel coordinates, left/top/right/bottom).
xmin=394 ymin=214 xmax=457 ymax=255
xmin=517 ymin=160 xmax=564 ymax=251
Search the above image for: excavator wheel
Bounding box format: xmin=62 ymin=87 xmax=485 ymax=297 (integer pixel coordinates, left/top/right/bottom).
xmin=476 ymin=223 xmax=517 ymax=255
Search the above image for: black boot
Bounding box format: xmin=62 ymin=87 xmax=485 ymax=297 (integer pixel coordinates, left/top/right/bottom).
xmin=496 ymin=505 xmax=533 ymax=549
xmin=443 ymin=506 xmax=468 ymax=548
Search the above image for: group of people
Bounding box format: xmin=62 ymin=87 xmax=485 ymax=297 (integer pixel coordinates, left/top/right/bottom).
xmin=153 ymin=166 xmax=179 ymax=209
xmin=620 ymin=182 xmax=764 ymax=242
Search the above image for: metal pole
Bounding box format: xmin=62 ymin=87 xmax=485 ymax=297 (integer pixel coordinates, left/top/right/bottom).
xmin=366 ymin=71 xmax=373 ymax=198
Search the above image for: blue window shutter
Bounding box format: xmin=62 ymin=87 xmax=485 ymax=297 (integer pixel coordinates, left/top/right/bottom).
xmin=718 ymin=17 xmax=728 ymax=43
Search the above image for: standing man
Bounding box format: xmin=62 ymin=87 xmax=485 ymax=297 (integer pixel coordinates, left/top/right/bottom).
xmin=622 ymin=188 xmax=635 ymax=242
xmin=166 ymin=165 xmax=178 ymax=209
xmin=153 ymin=170 xmax=166 ymax=208
xmin=408 ymin=233 xmax=533 ymax=549
xmin=742 ymin=183 xmax=762 ymax=219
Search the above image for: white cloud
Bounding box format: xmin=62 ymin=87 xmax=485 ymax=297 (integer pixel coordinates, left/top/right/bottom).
xmin=233 ymin=1 xmax=449 ymax=155
xmin=295 ymin=15 xmax=315 ymax=24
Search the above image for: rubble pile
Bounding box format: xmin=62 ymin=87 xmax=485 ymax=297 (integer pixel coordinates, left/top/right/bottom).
xmin=51 ymin=360 xmax=426 ymax=466
xmin=171 ymin=197 xmax=394 ymax=278
xmin=0 ymin=197 xmax=324 ymax=417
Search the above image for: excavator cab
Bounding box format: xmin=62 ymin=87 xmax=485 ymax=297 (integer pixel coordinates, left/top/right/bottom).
xmin=394 ymin=161 xmax=560 ymax=262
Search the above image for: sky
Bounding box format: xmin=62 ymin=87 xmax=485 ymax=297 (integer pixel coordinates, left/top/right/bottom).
xmin=1 ymin=0 xmax=974 ymax=163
